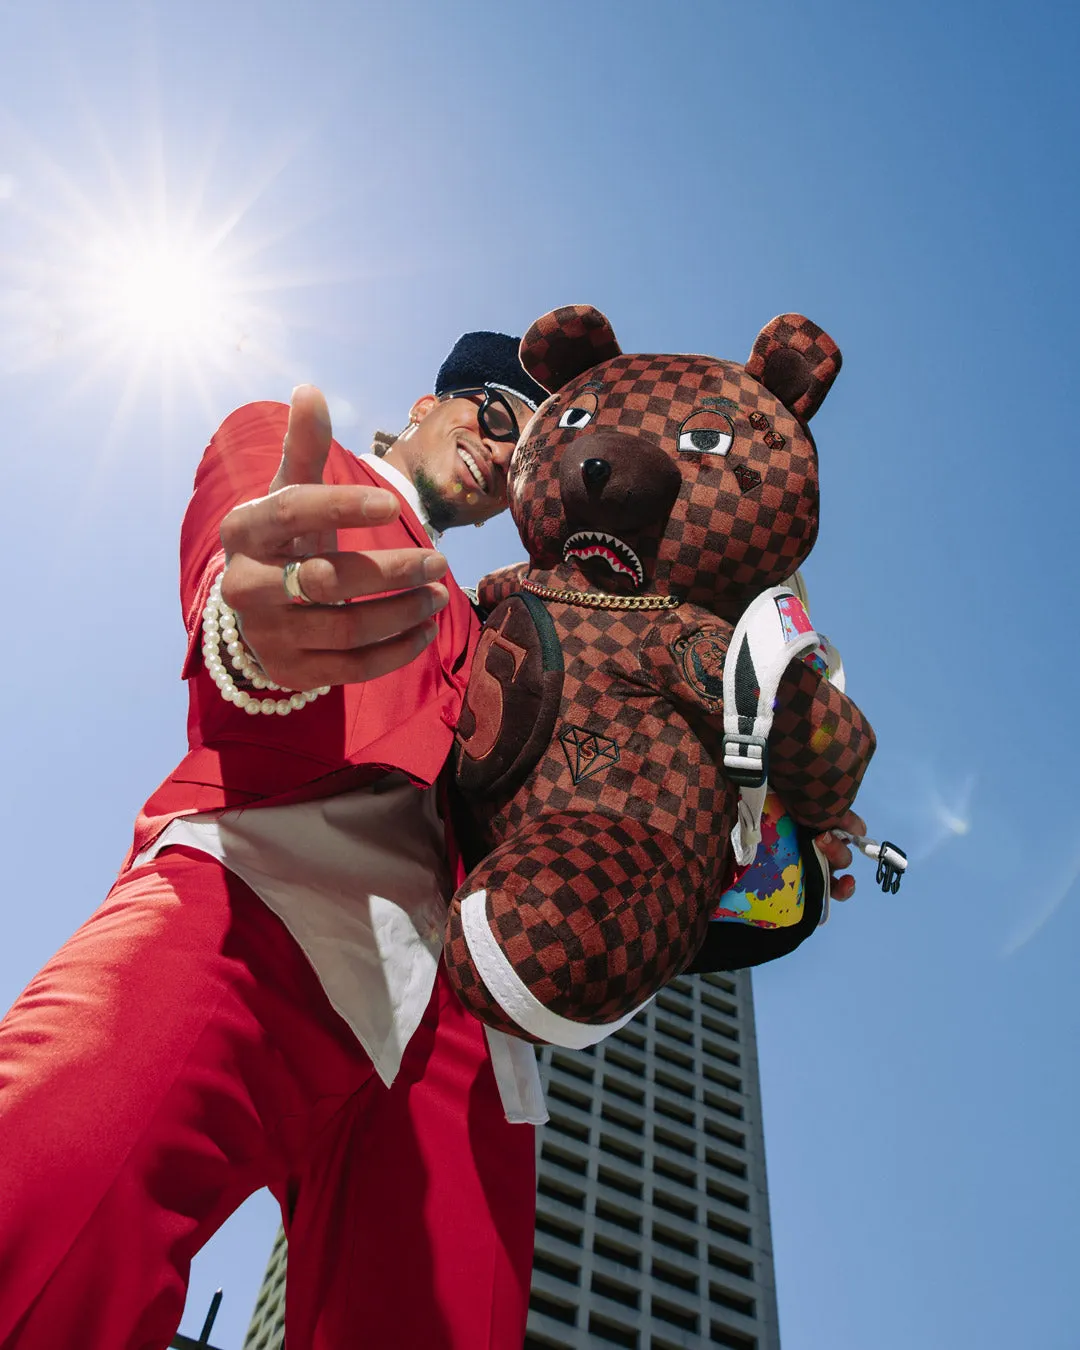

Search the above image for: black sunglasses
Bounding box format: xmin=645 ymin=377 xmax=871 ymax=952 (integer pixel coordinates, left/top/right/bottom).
xmin=438 ymin=386 xmax=521 ymax=443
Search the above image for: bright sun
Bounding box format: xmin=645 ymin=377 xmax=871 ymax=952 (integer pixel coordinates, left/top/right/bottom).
xmin=102 ymin=238 xmax=227 ymax=345
xmin=0 ymin=126 xmax=304 ymax=428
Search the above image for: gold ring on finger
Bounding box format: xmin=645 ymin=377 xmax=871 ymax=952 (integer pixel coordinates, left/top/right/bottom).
xmin=283 ymin=558 xmax=317 ymax=605
xmin=282 ymin=558 xmax=347 ymax=607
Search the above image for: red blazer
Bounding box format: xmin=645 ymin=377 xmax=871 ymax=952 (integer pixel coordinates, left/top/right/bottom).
xmin=127 ymin=402 xmax=479 ymax=866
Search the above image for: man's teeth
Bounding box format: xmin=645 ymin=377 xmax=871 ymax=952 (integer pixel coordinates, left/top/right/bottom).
xmin=458 ymin=447 xmax=486 ymax=491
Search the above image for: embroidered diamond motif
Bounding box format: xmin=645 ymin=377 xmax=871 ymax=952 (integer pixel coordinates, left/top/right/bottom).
xmin=559 ymin=724 xmax=620 ymax=784
xmin=733 ymin=463 xmax=763 ymax=493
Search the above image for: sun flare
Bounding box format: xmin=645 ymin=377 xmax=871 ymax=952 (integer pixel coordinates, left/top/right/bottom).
xmin=0 ymin=121 xmax=315 ymax=431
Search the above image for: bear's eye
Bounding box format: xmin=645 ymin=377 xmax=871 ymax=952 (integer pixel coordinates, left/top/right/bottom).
xmin=557 ymin=390 xmax=598 ymax=431
xmin=678 ymin=408 xmax=734 ymax=456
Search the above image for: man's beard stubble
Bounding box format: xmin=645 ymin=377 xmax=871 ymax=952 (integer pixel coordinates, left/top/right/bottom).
xmin=413 ymin=467 xmax=464 ymax=534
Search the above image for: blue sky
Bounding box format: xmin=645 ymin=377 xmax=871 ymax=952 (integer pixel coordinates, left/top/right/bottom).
xmin=1 ymin=1 xmax=1077 ymax=1346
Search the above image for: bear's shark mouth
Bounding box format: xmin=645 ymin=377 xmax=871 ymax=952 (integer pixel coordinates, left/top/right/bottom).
xmin=563 ymin=531 xmax=644 ymax=587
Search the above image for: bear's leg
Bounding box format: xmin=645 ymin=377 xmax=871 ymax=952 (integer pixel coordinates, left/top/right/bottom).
xmin=444 ymin=812 xmax=709 ymax=1044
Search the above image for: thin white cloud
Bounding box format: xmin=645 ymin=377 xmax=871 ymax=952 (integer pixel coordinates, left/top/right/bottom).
xmin=1002 ymin=847 xmax=1080 ymax=957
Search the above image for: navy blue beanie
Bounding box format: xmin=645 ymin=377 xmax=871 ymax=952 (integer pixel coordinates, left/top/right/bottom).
xmin=435 ymin=331 xmax=547 ymax=411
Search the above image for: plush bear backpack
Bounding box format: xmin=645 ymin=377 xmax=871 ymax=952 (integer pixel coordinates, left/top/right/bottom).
xmin=445 ymin=305 xmax=886 ymax=1047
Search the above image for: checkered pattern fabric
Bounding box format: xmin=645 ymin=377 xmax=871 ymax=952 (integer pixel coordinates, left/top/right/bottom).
xmin=508 ymin=353 xmax=820 ymax=621
xmin=520 ymin=304 xmax=622 ymax=394
xmin=745 ymin=313 xmax=841 ymax=424
xmin=444 ymin=310 xmax=874 ymax=1041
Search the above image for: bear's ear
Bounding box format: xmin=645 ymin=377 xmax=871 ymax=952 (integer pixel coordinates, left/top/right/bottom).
xmin=520 ymin=305 xmax=622 ymax=393
xmin=746 ymin=315 xmax=841 ymax=423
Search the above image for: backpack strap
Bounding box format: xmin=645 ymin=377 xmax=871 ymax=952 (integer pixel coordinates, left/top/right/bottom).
xmin=722 ymin=585 xmax=824 ymax=867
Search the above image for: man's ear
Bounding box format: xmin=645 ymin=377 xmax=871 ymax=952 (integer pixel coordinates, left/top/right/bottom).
xmin=408 ymin=393 xmax=439 ymax=426
xmin=746 ymin=315 xmax=841 ymax=424
xmin=520 ymin=305 xmax=621 ymax=393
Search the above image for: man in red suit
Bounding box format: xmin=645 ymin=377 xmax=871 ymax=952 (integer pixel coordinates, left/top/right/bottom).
xmin=0 ymin=333 xmax=551 ymax=1350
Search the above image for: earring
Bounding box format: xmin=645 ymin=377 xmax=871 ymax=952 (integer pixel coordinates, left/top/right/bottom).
xmin=474 ymin=519 xmax=485 ymax=529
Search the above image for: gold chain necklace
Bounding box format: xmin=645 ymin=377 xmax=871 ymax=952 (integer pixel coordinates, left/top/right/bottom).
xmin=521 ymin=577 xmax=681 ymax=611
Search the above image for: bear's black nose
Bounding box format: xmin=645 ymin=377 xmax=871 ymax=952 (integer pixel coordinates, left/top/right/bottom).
xmin=582 ymin=458 xmax=612 ymax=490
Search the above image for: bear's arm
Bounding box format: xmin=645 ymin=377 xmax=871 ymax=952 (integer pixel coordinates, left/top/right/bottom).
xmin=475 ymin=562 xmax=528 ymax=612
xmin=764 ymin=660 xmax=876 ymax=830
xmin=641 ymin=616 xmax=875 ymax=831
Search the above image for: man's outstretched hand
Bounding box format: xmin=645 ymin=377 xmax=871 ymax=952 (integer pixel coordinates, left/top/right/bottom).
xmin=219 ymin=385 xmax=449 ymax=691
xmin=815 ymin=810 xmax=867 ymax=901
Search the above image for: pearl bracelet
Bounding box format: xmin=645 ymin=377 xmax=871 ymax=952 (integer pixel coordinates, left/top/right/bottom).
xmin=201 ymin=575 xmax=330 ymax=716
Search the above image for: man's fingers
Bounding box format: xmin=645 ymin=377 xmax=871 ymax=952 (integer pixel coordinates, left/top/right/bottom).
xmin=222 ymin=547 xmax=448 ymax=613
xmin=831 ymin=874 xmax=856 ymax=902
xmin=242 ymin=584 xmax=449 ymax=661
xmin=251 ymin=620 xmax=442 ymax=691
xmin=282 ymin=548 xmax=449 ymax=605
xmin=270 ymin=385 xmax=333 ymax=491
xmin=221 ymin=484 xmax=403 ymax=562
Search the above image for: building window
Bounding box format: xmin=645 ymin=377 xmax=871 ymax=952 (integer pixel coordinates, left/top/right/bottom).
xmin=652 ymin=1187 xmax=697 ymax=1222
xmin=702 ymin=1063 xmax=743 ymax=1093
xmin=709 ymin=1320 xmax=757 ymax=1348
xmin=591 ymin=1272 xmax=641 ymax=1310
xmin=706 ymin=1213 xmax=752 ymax=1245
xmin=654 ymin=1069 xmax=696 ymax=1101
xmin=535 ymin=1212 xmax=584 ymax=1247
xmin=653 ymin=1124 xmax=697 ymax=1159
xmin=593 ymin=1235 xmax=642 ymax=1270
xmin=653 ymin=1155 xmax=697 ymax=1190
xmin=532 ymin=1251 xmax=581 ymax=1287
xmin=651 ymin=1297 xmax=700 ymax=1334
xmin=595 ymin=1198 xmax=643 ymax=1235
xmin=604 ymin=1073 xmax=646 ymax=1105
xmin=703 ymin=1089 xmax=744 ymax=1121
xmin=709 ymin=1283 xmax=756 ymax=1317
xmin=651 ymin=1258 xmax=698 ymax=1295
xmin=655 ymin=1015 xmax=694 ymax=1046
xmin=708 ymin=1246 xmax=753 ymax=1280
xmin=700 ymin=974 xmax=738 ymax=996
xmin=701 ymin=1036 xmax=741 ymax=1068
xmin=550 ymin=1051 xmax=595 ymax=1082
xmin=537 ymin=1177 xmax=586 ymax=1210
xmin=702 ymin=1117 xmax=746 ymax=1150
xmin=705 ymin=1178 xmax=750 ymax=1211
xmin=700 ymin=1012 xmax=741 ymax=1042
xmin=598 ymin=1165 xmax=644 ymax=1200
xmin=655 ymin=992 xmax=693 ymax=1020
xmin=653 ymin=1098 xmax=696 ymax=1127
xmin=547 ymin=1081 xmax=593 ymax=1112
xmin=546 ymin=1110 xmax=591 ymax=1144
xmin=540 ymin=1142 xmax=588 ymax=1177
xmin=599 ymin=1132 xmax=645 ymax=1167
xmin=528 ymin=1291 xmax=578 ymax=1327
xmin=704 ymin=1147 xmax=748 ymax=1179
xmin=600 ymin=1103 xmax=645 ymax=1135
xmin=605 ymin=1047 xmax=646 ymax=1077
xmin=588 ymin=1312 xmax=640 ymax=1348
xmin=524 ymin=1334 xmax=577 ymax=1350
xmin=655 ymin=1042 xmax=695 ymax=1072
xmin=651 ymin=1221 xmax=698 ymax=1258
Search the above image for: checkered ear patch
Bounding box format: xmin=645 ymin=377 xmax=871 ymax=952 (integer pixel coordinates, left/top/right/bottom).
xmin=746 ymin=314 xmax=841 ymax=424
xmin=520 ymin=305 xmax=622 ymax=394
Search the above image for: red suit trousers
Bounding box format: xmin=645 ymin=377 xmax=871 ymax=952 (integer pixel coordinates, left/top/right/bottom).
xmin=0 ymin=848 xmax=535 ymax=1349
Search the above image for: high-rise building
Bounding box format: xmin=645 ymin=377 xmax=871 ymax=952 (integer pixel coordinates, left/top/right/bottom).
xmin=243 ymin=970 xmax=780 ymax=1350
xmin=243 ymin=1227 xmax=287 ymax=1350
xmin=525 ymin=969 xmax=779 ymax=1350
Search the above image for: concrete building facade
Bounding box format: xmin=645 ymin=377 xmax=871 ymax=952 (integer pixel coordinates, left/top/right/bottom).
xmin=243 ymin=970 xmax=780 ymax=1350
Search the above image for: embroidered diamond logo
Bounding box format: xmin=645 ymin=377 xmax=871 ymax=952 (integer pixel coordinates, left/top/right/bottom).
xmin=559 ymin=724 xmax=620 ymax=784
xmin=733 ymin=464 xmax=762 ymax=493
